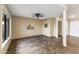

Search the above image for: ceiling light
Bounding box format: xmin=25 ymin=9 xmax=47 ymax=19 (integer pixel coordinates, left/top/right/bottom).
xmin=70 ymin=14 xmax=75 ymax=18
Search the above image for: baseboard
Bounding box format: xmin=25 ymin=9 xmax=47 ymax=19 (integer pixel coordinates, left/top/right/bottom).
xmin=67 ymin=35 xmax=79 ymax=38
xmin=12 ymin=35 xmax=44 ymax=40
xmin=12 ymin=35 xmax=56 ymax=40
xmin=68 ymin=35 xmax=79 ymax=38
xmin=42 ymin=35 xmax=56 ymax=38
xmin=58 ymin=35 xmax=71 ymax=37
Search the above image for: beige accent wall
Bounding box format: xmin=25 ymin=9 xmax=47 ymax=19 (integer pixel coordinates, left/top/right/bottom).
xmin=0 ymin=4 xmax=12 ymax=53
xmin=50 ymin=18 xmax=54 ymax=36
xmin=12 ymin=16 xmax=55 ymax=39
xmin=12 ymin=16 xmax=43 ymax=39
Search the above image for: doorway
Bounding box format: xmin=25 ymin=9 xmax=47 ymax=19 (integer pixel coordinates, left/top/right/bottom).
xmin=58 ymin=21 xmax=62 ymax=37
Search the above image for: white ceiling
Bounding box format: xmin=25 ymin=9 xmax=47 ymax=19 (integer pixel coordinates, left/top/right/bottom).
xmin=7 ymin=4 xmax=64 ymax=19
xmin=67 ymin=4 xmax=79 ymax=20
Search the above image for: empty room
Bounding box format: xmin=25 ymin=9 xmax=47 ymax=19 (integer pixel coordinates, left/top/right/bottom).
xmin=0 ymin=4 xmax=79 ymax=54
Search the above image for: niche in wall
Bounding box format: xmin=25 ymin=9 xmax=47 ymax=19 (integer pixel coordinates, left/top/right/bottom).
xmin=44 ymin=24 xmax=48 ymax=28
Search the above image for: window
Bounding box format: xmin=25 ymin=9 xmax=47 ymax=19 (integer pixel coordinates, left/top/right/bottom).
xmin=2 ymin=12 xmax=10 ymax=42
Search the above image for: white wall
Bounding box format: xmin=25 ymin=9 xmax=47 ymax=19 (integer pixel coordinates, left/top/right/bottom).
xmin=66 ymin=20 xmax=69 ymax=35
xmin=42 ymin=18 xmax=54 ymax=37
xmin=70 ymin=20 xmax=79 ymax=37
xmin=42 ymin=19 xmax=50 ymax=37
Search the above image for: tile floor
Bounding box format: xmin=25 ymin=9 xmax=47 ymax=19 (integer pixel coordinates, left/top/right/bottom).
xmin=6 ymin=35 xmax=79 ymax=54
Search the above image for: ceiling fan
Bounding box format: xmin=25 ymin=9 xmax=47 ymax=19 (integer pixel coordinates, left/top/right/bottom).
xmin=32 ymin=13 xmax=44 ymax=18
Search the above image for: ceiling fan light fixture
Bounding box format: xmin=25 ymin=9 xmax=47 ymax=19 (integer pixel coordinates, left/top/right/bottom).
xmin=32 ymin=12 xmax=44 ymax=18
